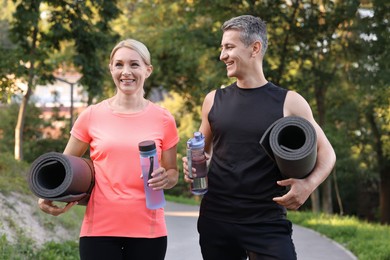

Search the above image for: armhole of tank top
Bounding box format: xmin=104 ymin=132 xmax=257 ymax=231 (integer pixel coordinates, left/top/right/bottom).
xmin=282 ymin=89 xmax=289 ymax=117
xmin=208 ymin=89 xmax=220 ymax=120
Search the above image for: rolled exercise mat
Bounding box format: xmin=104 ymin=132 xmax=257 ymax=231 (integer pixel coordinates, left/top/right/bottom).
xmin=259 ymin=116 xmax=317 ymax=179
xmin=28 ymin=152 xmax=95 ymax=206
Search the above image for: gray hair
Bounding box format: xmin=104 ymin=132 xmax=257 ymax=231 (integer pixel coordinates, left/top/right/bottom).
xmin=110 ymin=38 xmax=152 ymax=66
xmin=222 ymin=15 xmax=268 ymax=57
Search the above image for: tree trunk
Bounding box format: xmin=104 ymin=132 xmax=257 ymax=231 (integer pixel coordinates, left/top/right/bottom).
xmin=14 ymin=75 xmax=33 ymax=161
xmin=365 ymin=108 xmax=388 ymax=224
xmin=322 ymin=177 xmax=333 ymax=213
xmin=380 ymin=166 xmax=390 ymax=224
xmin=310 ymin=190 xmax=320 ymax=213
xmin=14 ymin=96 xmax=27 ymax=160
xmin=313 ymin=65 xmax=334 ymax=213
xmin=14 ymin=20 xmax=38 ymax=161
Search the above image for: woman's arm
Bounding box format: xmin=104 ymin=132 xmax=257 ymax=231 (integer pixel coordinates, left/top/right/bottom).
xmin=63 ymin=135 xmax=90 ymax=156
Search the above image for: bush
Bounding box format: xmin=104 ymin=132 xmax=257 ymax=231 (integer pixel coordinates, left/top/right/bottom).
xmin=35 ymin=241 xmax=79 ymax=260
xmin=0 ymin=235 xmax=79 ymax=259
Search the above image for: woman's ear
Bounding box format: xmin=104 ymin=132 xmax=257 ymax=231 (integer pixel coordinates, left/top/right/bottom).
xmin=146 ymin=65 xmax=153 ymax=78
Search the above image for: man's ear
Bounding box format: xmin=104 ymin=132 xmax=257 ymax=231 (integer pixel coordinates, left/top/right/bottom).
xmin=252 ymin=41 xmax=262 ymax=57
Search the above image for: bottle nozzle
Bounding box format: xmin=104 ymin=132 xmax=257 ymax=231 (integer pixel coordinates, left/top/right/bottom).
xmin=194 ymin=131 xmax=204 ymax=141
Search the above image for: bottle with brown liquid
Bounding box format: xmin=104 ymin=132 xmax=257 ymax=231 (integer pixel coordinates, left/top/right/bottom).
xmin=187 ymin=132 xmax=208 ymax=195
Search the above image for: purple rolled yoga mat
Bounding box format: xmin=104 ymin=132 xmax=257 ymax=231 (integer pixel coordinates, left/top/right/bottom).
xmin=28 ymin=152 xmax=95 ymax=205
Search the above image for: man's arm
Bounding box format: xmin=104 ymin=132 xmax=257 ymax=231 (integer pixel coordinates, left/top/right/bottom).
xmin=199 ymin=90 xmax=216 ymax=156
xmin=183 ymin=90 xmax=216 ymax=182
xmin=273 ymin=91 xmax=336 ymax=210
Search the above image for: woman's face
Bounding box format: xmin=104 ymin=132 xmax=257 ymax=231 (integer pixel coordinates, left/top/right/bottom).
xmin=110 ymin=47 xmax=152 ymax=95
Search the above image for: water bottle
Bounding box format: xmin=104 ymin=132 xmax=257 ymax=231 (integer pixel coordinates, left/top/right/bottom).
xmin=187 ymin=132 xmax=208 ymax=195
xmin=138 ymin=140 xmax=166 ymax=209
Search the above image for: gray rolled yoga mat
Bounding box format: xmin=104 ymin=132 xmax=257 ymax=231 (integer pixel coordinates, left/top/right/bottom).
xmin=28 ymin=152 xmax=95 ymax=206
xmin=260 ymin=116 xmax=317 ymax=179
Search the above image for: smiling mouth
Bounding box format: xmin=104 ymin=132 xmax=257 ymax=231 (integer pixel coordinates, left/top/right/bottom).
xmin=120 ymin=79 xmax=135 ymax=83
xmin=225 ymin=62 xmax=233 ymax=67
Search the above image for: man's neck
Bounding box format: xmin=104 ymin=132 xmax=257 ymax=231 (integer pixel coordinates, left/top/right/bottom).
xmin=236 ymin=75 xmax=268 ymax=89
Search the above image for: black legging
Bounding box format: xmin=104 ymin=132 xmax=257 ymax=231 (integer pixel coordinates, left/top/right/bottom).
xmin=79 ymin=236 xmax=167 ymax=260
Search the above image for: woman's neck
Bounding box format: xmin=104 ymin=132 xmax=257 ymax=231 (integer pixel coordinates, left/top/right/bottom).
xmin=107 ymin=94 xmax=148 ymax=114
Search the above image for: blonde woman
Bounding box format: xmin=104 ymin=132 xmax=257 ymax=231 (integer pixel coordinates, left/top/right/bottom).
xmin=39 ymin=39 xmax=179 ymax=260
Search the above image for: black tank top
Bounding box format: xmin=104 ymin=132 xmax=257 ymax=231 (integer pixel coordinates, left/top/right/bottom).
xmin=200 ymin=82 xmax=288 ymax=223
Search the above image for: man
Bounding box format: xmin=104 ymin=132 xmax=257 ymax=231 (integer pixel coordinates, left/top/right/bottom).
xmin=183 ymin=15 xmax=336 ymax=260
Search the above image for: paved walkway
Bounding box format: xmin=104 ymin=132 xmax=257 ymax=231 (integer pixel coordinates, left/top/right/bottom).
xmin=164 ymin=201 xmax=357 ymax=260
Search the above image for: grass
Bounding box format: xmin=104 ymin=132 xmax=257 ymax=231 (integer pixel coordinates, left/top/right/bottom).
xmin=0 ymin=234 xmax=79 ymax=260
xmin=165 ymin=194 xmax=201 ymax=205
xmin=288 ymin=210 xmax=390 ymax=260
xmin=0 ymin=153 xmax=30 ymax=195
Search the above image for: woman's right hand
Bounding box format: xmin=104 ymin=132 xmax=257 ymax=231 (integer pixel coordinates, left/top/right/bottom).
xmin=38 ymin=198 xmax=77 ymax=216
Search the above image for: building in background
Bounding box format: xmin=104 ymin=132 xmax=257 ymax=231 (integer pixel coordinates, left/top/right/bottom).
xmin=32 ymin=70 xmax=88 ymax=138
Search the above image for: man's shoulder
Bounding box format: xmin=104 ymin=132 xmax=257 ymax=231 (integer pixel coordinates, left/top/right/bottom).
xmin=266 ymin=82 xmax=288 ymax=92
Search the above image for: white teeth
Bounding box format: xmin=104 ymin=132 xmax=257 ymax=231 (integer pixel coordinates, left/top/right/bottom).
xmin=121 ymin=79 xmax=135 ymax=83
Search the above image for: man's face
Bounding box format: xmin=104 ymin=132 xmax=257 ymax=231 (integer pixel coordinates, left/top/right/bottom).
xmin=220 ymin=30 xmax=253 ymax=79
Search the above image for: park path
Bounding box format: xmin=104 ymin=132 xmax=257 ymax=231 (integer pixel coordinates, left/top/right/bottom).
xmin=164 ymin=201 xmax=357 ymax=260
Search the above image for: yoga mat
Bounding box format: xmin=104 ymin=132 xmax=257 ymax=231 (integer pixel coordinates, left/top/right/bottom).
xmin=260 ymin=116 xmax=317 ymax=179
xmin=28 ymin=152 xmax=95 ymax=206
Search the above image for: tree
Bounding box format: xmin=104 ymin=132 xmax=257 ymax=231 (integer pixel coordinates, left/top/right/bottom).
xmin=113 ymin=0 xmax=389 ymax=219
xmin=266 ymin=0 xmax=360 ymax=213
xmin=7 ymin=0 xmax=120 ymax=161
xmin=113 ymin=0 xmax=358 ymax=213
xmin=0 ymin=3 xmax=26 ymax=104
xmin=349 ymin=0 xmax=390 ymax=224
xmin=112 ymin=0 xmax=225 ymax=110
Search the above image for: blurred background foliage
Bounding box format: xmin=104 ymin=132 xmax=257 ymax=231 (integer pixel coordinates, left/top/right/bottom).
xmin=0 ymin=0 xmax=389 ymax=223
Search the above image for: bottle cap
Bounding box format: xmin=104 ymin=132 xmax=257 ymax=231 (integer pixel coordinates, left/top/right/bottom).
xmin=138 ymin=140 xmax=156 ymax=151
xmin=188 ymin=132 xmax=205 ymax=149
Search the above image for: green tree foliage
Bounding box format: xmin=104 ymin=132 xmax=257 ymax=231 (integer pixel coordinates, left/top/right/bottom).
xmin=115 ymin=0 xmax=389 ymax=220
xmin=346 ymin=0 xmax=390 ymax=223
xmin=113 ymin=0 xmax=225 ymax=109
xmin=0 ymin=0 xmax=387 ymax=222
xmin=158 ymin=91 xmax=200 ymax=196
xmin=5 ymin=0 xmax=120 ymax=160
xmin=122 ymin=0 xmax=355 ymax=213
xmin=0 ymin=2 xmax=24 ymax=104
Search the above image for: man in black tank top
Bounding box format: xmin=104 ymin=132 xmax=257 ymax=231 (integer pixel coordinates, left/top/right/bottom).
xmin=183 ymin=15 xmax=336 ymax=260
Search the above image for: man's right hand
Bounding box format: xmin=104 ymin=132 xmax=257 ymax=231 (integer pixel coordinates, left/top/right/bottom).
xmin=182 ymin=156 xmax=196 ymax=183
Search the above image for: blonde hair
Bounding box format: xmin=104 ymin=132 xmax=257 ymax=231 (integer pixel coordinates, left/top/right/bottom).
xmin=109 ymin=39 xmax=151 ymax=66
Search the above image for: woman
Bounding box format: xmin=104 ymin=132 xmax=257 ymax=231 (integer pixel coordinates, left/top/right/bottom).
xmin=38 ymin=39 xmax=179 ymax=260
